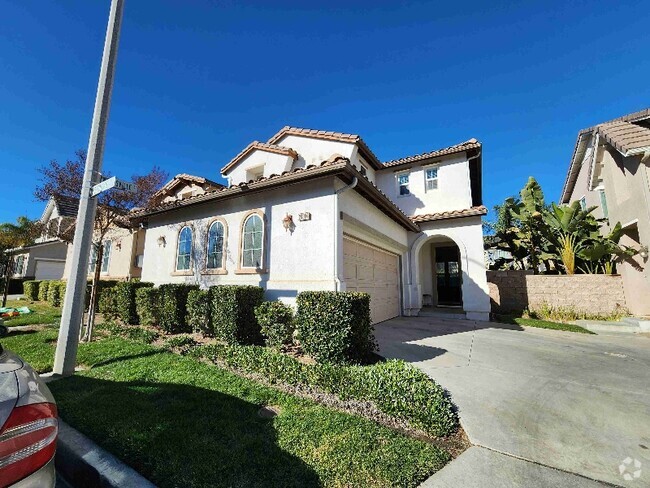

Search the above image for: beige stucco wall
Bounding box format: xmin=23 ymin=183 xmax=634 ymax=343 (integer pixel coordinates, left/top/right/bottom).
xmin=566 ymin=137 xmax=650 ymax=316
xmin=487 ymin=271 xmax=627 ymax=315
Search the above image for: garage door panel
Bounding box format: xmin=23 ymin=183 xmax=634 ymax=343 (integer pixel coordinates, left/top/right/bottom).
xmin=34 ymin=260 xmax=65 ymax=280
xmin=343 ymin=237 xmax=400 ymax=324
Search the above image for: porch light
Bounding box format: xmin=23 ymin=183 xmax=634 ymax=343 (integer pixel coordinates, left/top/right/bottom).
xmin=639 ymin=246 xmax=649 ymax=260
xmin=157 ymin=235 xmax=166 ymax=247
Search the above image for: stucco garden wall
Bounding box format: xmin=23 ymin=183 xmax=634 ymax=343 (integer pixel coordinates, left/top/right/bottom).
xmin=487 ymin=271 xmax=627 ymax=314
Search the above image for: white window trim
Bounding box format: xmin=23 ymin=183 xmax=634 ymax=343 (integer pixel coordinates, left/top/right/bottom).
xmin=176 ymin=226 xmax=193 ymax=272
xmin=396 ymin=171 xmax=411 ymax=197
xmin=240 ymin=213 xmax=265 ymax=270
xmin=424 ymin=164 xmax=439 ymax=192
xmin=206 ymin=220 xmax=226 ymax=270
xmin=101 ymin=240 xmax=112 ymax=274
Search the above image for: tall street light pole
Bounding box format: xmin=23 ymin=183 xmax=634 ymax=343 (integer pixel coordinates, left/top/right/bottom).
xmin=53 ymin=0 xmax=125 ymax=376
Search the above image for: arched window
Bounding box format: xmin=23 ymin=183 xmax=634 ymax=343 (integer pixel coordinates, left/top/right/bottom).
xmin=241 ymin=214 xmax=263 ymax=269
xmin=176 ymin=226 xmax=193 ymax=271
xmin=207 ymin=221 xmax=225 ymax=269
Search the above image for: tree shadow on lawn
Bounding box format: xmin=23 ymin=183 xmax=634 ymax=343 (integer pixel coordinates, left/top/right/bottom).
xmin=50 ymin=375 xmax=322 ymax=488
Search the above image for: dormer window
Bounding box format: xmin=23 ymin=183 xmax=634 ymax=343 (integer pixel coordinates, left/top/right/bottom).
xmin=425 ymin=167 xmax=438 ymax=191
xmin=397 ymin=173 xmax=410 ymax=196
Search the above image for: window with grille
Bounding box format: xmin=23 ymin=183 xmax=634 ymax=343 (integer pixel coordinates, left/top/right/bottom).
xmin=207 ymin=221 xmax=225 ymax=269
xmin=425 ymin=167 xmax=438 ymax=191
xmin=397 ymin=173 xmax=410 ymax=196
xmin=242 ymin=214 xmax=263 ymax=268
xmin=176 ymin=227 xmax=193 ymax=271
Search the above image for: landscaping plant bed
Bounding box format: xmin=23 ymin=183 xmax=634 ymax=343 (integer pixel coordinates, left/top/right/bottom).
xmin=493 ymin=314 xmax=595 ymax=334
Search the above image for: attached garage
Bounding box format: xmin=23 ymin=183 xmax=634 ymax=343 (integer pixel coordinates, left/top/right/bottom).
xmin=343 ymin=237 xmax=400 ymax=324
xmin=34 ymin=260 xmax=65 ymax=280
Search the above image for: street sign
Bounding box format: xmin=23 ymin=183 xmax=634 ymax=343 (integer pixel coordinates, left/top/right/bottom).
xmin=90 ymin=176 xmax=136 ymax=197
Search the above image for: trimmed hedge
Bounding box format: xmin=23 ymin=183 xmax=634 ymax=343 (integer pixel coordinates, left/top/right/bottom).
xmin=86 ymin=280 xmax=120 ymax=312
xmin=98 ymin=286 xmax=119 ymax=320
xmin=47 ymin=281 xmax=66 ymax=307
xmin=38 ymin=281 xmax=50 ymax=301
xmin=255 ymin=301 xmax=294 ymax=348
xmin=113 ymin=281 xmax=154 ymax=324
xmin=23 ymin=280 xmax=41 ymax=301
xmin=158 ymin=284 xmax=199 ymax=334
xmin=191 ymin=343 xmax=458 ymax=437
xmin=186 ymin=289 xmax=211 ymax=335
xmin=210 ymin=285 xmax=264 ymax=345
xmin=296 ymin=291 xmax=376 ymax=364
xmin=135 ymin=287 xmax=161 ymax=327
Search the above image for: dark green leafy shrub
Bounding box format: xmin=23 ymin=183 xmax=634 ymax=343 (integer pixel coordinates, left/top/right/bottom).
xmin=191 ymin=344 xmax=457 ymax=437
xmin=158 ymin=284 xmax=199 ymax=334
xmin=210 ymin=285 xmax=264 ymax=345
xmin=98 ymin=286 xmax=119 ymax=320
xmin=135 ymin=287 xmax=160 ymax=326
xmin=186 ymin=289 xmax=211 ymax=335
xmin=47 ymin=281 xmax=65 ymax=307
xmin=38 ymin=281 xmax=50 ymax=301
xmin=100 ymin=320 xmax=159 ymax=344
xmin=296 ymin=291 xmax=376 ymax=364
xmin=85 ymin=280 xmax=120 ymax=312
xmin=163 ymin=335 xmax=198 ymax=354
xmin=114 ymin=281 xmax=154 ymax=324
xmin=23 ymin=280 xmax=41 ymax=301
xmin=254 ymin=301 xmax=294 ymax=348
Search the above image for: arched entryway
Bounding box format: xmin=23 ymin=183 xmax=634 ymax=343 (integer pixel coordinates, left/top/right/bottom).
xmin=417 ymin=235 xmax=463 ymax=311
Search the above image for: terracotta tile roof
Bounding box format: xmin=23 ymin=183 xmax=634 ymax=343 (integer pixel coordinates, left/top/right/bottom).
xmin=267 ymin=126 xmax=383 ymax=169
xmin=410 ymin=205 xmax=487 ymax=223
xmin=382 ymin=139 xmax=482 ymax=168
xmin=561 ymin=108 xmax=650 ymax=203
xmin=221 ymin=141 xmax=299 ymax=175
xmin=133 ymin=154 xmax=419 ymax=232
xmin=595 ymin=121 xmax=650 ymax=156
xmin=152 ymin=173 xmax=224 ymax=200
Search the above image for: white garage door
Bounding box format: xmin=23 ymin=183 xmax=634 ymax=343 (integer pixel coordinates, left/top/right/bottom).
xmin=343 ymin=237 xmax=400 ymax=324
xmin=34 ymin=260 xmax=65 ymax=280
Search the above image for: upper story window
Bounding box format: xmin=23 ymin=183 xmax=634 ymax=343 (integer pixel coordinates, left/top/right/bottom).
xmin=102 ymin=240 xmax=112 ymax=273
xmin=207 ymin=220 xmax=225 ymax=269
xmin=397 ymin=173 xmax=410 ymax=196
xmin=241 ymin=213 xmax=263 ymax=268
xmin=359 ymin=165 xmax=368 ymax=177
xmin=176 ymin=226 xmax=193 ymax=271
xmin=579 ymin=197 xmax=587 ymax=211
xmin=598 ymin=189 xmax=609 ymax=219
xmin=425 ymin=167 xmax=438 ymax=191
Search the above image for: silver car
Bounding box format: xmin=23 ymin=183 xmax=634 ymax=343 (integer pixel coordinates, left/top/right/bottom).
xmin=0 ymin=343 xmax=57 ymax=488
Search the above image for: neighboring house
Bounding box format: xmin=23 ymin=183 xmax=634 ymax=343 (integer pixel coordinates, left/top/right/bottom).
xmin=8 ymin=195 xmax=77 ymax=280
xmin=561 ymin=108 xmax=650 ymax=316
xmin=133 ymin=127 xmax=490 ymax=323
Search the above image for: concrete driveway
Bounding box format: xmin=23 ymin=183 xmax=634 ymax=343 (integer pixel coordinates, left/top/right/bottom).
xmin=375 ymin=317 xmax=650 ymax=487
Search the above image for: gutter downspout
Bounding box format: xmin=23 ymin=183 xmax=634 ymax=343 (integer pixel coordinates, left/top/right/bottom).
xmin=333 ymin=176 xmax=358 ymax=291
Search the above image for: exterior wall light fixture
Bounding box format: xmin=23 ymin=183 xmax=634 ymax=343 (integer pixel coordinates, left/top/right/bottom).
xmin=157 ymin=235 xmax=166 ymax=247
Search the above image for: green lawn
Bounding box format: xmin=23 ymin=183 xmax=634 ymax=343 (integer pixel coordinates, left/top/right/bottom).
xmin=2 ymin=300 xmax=62 ymax=327
xmin=494 ymin=314 xmax=595 ymax=334
xmin=3 ymin=327 xmax=450 ymax=487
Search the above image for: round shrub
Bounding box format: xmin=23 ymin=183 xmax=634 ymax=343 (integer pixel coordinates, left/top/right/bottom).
xmin=255 ymin=301 xmax=294 ymax=348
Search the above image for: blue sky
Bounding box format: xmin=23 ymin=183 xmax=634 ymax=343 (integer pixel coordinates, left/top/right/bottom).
xmin=1 ymin=0 xmax=649 ymax=224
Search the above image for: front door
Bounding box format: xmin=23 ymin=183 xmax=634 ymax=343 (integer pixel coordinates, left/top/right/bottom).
xmin=435 ymin=246 xmax=462 ymax=306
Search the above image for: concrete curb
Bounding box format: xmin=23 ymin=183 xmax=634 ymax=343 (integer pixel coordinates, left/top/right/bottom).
xmin=55 ymin=420 xmax=157 ymax=488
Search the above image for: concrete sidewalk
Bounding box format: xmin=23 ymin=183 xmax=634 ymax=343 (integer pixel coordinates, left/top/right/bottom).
xmin=376 ymin=317 xmax=650 ymax=487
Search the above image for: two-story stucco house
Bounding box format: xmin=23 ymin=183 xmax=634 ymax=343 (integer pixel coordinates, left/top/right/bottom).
xmin=133 ymin=127 xmax=490 ymax=323
xmin=561 ymin=108 xmax=650 ymax=316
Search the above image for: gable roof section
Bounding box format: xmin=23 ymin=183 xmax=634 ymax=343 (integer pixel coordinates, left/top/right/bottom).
xmin=381 ymin=139 xmax=481 ymax=169
xmin=221 ymin=141 xmax=298 ymax=175
xmin=54 ymin=195 xmax=80 ymax=218
xmin=410 ymin=205 xmax=487 ymax=224
xmin=561 ymin=108 xmax=650 ymax=203
xmin=267 ymin=126 xmax=383 ymax=170
xmin=134 ymin=155 xmax=419 ymax=232
xmin=152 ymin=173 xmax=225 ymax=201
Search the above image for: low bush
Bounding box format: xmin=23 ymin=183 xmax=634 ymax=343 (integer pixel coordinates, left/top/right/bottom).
xmin=38 ymin=281 xmax=50 ymax=301
xmin=191 ymin=344 xmax=458 ymax=437
xmin=23 ymin=280 xmax=41 ymax=301
xmin=163 ymin=334 xmax=198 ymax=354
xmin=47 ymin=281 xmax=65 ymax=307
xmin=98 ymin=287 xmax=119 ymax=320
xmin=210 ymin=285 xmax=264 ymax=345
xmin=158 ymin=284 xmax=199 ymax=334
xmin=523 ymin=302 xmax=629 ymax=323
xmin=100 ymin=321 xmax=159 ymax=344
xmin=135 ymin=287 xmax=160 ymax=326
xmin=186 ymin=289 xmax=211 ymax=335
xmin=255 ymin=301 xmax=294 ymax=348
xmin=113 ymin=281 xmax=154 ymax=324
xmin=295 ymin=291 xmax=376 ymax=364
xmin=86 ymin=280 xmax=120 ymax=312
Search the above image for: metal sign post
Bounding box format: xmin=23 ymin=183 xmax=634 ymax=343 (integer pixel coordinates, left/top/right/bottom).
xmin=53 ymin=0 xmax=125 ymax=376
